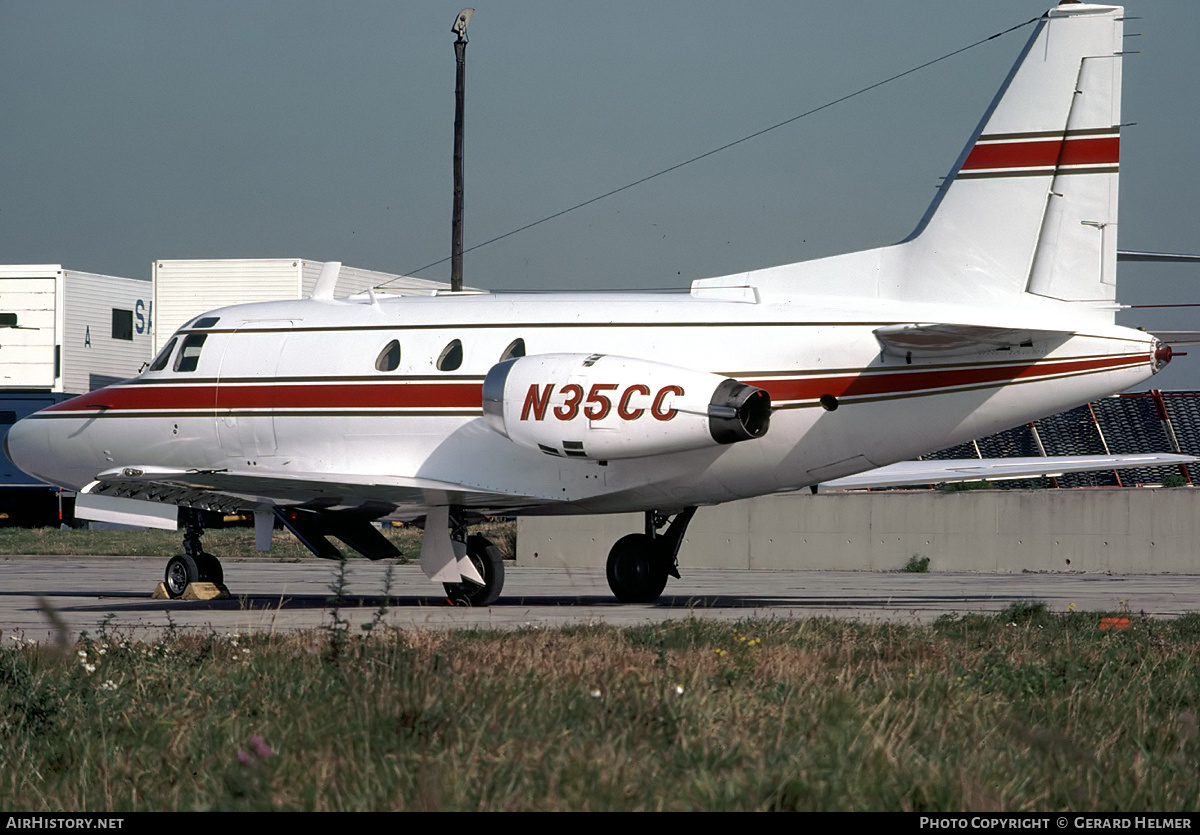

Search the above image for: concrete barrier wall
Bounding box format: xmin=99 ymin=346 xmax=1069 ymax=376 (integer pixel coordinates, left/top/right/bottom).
xmin=517 ymin=489 xmax=1200 ymax=574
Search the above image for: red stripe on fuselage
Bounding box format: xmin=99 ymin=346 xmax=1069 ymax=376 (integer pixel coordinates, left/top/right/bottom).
xmin=41 ymin=353 xmax=1147 ymax=416
xmin=745 ymin=354 xmax=1144 ymax=403
xmin=43 ymin=381 xmax=485 ymax=413
xmin=961 ymin=136 xmax=1119 ymax=171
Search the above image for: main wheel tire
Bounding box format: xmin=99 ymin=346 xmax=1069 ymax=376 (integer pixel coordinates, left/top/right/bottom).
xmin=606 ymin=533 xmax=669 ymax=603
xmin=164 ymin=553 xmax=199 ymax=598
xmin=443 ymin=535 xmax=505 ymax=607
xmin=194 ymin=552 xmax=224 ymax=585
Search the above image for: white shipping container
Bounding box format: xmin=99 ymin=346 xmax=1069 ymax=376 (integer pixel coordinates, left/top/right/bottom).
xmin=153 ymin=259 xmax=458 ymax=351
xmin=0 ymin=265 xmax=153 ymax=394
xmin=0 ymin=265 xmax=153 ymax=525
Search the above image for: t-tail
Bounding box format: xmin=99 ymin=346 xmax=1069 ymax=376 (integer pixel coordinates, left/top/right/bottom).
xmin=694 ymin=3 xmax=1126 ymax=320
xmin=902 ymin=1 xmax=1123 ymax=311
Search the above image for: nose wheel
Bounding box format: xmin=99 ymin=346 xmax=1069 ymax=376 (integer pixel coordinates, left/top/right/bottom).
xmin=161 ymin=510 xmax=227 ymax=599
xmin=164 ymin=551 xmax=225 ymax=598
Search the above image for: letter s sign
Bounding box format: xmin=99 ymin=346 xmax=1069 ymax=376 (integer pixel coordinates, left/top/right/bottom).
xmin=135 ymin=299 xmax=152 ymax=335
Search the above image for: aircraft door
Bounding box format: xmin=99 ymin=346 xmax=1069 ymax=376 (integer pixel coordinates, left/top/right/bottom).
xmin=216 ymin=322 xmax=293 ymax=460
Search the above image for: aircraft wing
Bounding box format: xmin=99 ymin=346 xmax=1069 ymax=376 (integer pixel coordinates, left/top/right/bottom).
xmin=873 ymin=324 xmax=1068 ymax=359
xmin=818 ymin=454 xmax=1196 ymax=491
xmin=81 ymin=465 xmax=563 ymax=517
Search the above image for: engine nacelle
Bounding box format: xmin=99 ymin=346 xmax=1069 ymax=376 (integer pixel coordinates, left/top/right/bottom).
xmin=482 ymin=353 xmax=770 ymax=460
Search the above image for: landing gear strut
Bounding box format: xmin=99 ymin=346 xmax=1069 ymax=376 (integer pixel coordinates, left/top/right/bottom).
xmin=605 ymin=507 xmax=696 ymax=604
xmin=441 ymin=509 xmax=505 ymax=607
xmin=163 ymin=509 xmax=225 ymax=598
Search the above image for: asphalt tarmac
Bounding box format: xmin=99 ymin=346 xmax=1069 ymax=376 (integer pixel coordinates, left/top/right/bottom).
xmin=2 ymin=555 xmax=1198 ymax=644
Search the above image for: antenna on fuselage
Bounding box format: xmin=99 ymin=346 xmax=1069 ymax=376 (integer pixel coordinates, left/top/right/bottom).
xmin=311 ymin=261 xmax=342 ymax=300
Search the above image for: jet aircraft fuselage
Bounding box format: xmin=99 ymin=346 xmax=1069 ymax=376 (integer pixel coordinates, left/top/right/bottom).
xmin=5 ymin=3 xmax=1171 ymax=606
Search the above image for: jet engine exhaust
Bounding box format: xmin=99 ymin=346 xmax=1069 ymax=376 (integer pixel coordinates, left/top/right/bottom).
xmin=707 ymin=379 xmax=771 ymax=444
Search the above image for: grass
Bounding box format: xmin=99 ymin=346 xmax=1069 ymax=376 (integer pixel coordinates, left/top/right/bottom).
xmin=3 ymin=609 xmax=1200 ymax=811
xmin=903 ymin=553 xmax=930 ymax=573
xmin=0 ymin=519 xmax=516 ymax=561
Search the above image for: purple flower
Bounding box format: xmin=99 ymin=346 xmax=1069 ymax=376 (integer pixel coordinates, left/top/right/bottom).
xmin=250 ymin=734 xmax=274 ymax=759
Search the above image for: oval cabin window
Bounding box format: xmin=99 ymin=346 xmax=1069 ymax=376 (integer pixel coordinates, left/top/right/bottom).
xmin=500 ymin=338 xmax=526 ymax=362
xmin=437 ymin=339 xmax=463 ymax=372
xmin=375 ymin=340 xmax=401 ymax=372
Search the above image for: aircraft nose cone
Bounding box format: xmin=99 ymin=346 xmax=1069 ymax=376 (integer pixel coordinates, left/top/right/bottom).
xmin=3 ymin=414 xmax=54 ymax=486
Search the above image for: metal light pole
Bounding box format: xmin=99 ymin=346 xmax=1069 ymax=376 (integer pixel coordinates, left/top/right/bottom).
xmin=450 ymin=9 xmax=474 ymax=293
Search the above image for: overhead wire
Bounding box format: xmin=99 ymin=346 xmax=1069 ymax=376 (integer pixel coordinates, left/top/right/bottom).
xmin=379 ymin=14 xmax=1041 ymax=289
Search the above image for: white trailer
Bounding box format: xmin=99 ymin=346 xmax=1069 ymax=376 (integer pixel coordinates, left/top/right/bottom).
xmin=0 ymin=264 xmax=153 ymax=523
xmin=153 ymin=259 xmax=456 ymax=351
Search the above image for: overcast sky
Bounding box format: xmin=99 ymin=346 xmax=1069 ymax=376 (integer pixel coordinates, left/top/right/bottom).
xmin=2 ymin=2 xmax=1198 ymax=387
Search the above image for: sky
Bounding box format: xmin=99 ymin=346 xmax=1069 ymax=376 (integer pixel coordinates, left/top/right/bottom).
xmin=2 ymin=1 xmax=1198 ymax=387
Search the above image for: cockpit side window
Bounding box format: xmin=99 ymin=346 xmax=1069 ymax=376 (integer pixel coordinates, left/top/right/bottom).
xmin=173 ymin=334 xmax=207 ymax=373
xmin=148 ymin=337 xmax=178 ymax=372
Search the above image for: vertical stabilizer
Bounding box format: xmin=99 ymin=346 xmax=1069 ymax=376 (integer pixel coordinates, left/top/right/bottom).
xmin=896 ymin=3 xmax=1123 ymax=311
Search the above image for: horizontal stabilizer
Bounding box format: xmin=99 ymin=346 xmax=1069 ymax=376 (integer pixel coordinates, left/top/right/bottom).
xmin=1118 ymin=251 xmax=1200 ymax=264
xmin=1150 ymin=331 xmax=1200 ymax=346
xmin=820 ymin=454 xmax=1196 ymax=491
xmin=873 ymin=324 xmax=1067 ymax=359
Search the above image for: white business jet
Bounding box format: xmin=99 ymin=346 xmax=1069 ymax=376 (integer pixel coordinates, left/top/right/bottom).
xmin=5 ymin=3 xmax=1186 ymax=605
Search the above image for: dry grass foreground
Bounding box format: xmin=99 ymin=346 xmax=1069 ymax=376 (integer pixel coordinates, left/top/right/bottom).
xmin=2 ymin=604 xmax=1200 ymax=811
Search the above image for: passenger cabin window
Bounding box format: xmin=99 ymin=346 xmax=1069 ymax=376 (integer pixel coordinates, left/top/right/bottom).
xmin=500 ymin=338 xmax=526 ymax=362
xmin=148 ymin=337 xmax=178 ymax=372
xmin=0 ymin=313 xmax=18 ymax=328
xmin=173 ymin=334 xmax=207 ymax=373
xmin=437 ymin=339 xmax=463 ymax=372
xmin=375 ymin=340 xmax=401 ymax=372
xmin=112 ymin=309 xmax=133 ymax=341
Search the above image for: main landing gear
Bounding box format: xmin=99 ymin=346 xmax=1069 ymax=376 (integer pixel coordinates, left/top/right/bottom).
xmin=441 ymin=510 xmax=505 ymax=607
xmin=163 ymin=509 xmax=226 ymax=598
xmin=605 ymin=507 xmax=697 ymax=604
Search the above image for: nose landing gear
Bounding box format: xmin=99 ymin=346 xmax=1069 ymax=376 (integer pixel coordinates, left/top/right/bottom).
xmin=160 ymin=510 xmax=228 ymax=599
